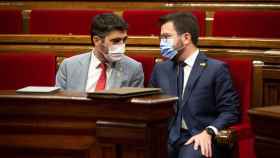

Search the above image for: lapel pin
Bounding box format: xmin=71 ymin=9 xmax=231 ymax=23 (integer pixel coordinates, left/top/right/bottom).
xmin=200 ymin=62 xmax=207 ymax=67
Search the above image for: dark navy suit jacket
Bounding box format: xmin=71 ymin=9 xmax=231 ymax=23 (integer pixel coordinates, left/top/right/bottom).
xmin=150 ymin=52 xmax=240 ymax=137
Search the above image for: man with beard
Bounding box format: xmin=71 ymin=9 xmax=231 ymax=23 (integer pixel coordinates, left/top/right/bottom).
xmin=149 ymin=12 xmax=240 ymax=158
xmin=56 ymin=13 xmax=144 ymax=92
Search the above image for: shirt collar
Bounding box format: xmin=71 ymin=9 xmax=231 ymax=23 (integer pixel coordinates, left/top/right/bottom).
xmin=184 ymin=49 xmax=199 ymax=67
xmin=91 ymin=49 xmax=112 ymax=69
xmin=91 ymin=50 xmax=101 ymax=69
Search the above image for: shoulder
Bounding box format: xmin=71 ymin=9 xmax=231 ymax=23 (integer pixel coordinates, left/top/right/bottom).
xmin=195 ymin=52 xmax=230 ymax=77
xmin=61 ymin=52 xmax=91 ymax=65
xmin=120 ymin=55 xmax=142 ymax=68
xmin=152 ymin=58 xmax=174 ymax=67
xmin=153 ymin=59 xmax=175 ymax=71
xmin=207 ymin=57 xmax=227 ymax=68
xmin=204 ymin=57 xmax=231 ymax=79
xmin=197 ymin=52 xmax=226 ymax=68
xmin=194 ymin=51 xmax=225 ymax=70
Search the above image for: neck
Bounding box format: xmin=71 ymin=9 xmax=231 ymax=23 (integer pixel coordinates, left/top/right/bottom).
xmin=176 ymin=44 xmax=198 ymax=62
xmin=93 ymin=48 xmax=107 ymax=64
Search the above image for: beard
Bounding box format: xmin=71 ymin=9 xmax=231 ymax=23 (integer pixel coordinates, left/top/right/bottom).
xmin=173 ymin=39 xmax=185 ymax=61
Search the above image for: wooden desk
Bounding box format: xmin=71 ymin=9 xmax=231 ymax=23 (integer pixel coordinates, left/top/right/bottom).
xmin=249 ymin=106 xmax=280 ymax=158
xmin=0 ymin=90 xmax=177 ymax=158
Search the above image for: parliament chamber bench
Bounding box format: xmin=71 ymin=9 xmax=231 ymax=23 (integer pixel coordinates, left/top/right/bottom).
xmin=249 ymin=105 xmax=280 ymax=158
xmin=0 ymin=34 xmax=279 ymax=107
xmin=1 ymin=34 xmax=280 ymax=158
xmin=0 ymin=52 xmax=255 ymax=158
xmin=1 ymin=2 xmax=280 ymax=158
xmin=0 ymin=91 xmax=177 ymax=158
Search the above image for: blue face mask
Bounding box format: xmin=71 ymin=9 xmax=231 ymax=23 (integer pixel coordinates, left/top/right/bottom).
xmin=160 ymin=38 xmax=184 ymax=59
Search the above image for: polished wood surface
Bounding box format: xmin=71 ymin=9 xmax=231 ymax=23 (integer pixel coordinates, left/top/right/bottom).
xmin=249 ymin=106 xmax=280 ymax=158
xmin=1 ymin=35 xmax=280 ymax=49
xmin=1 ymin=34 xmax=280 ymax=61
xmin=0 ymin=90 xmax=177 ymax=158
xmin=249 ymin=105 xmax=280 ymax=117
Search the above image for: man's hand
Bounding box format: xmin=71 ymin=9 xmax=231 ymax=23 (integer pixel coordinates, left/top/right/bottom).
xmin=185 ymin=130 xmax=212 ymax=157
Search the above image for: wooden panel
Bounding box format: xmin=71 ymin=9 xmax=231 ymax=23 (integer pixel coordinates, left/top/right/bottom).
xmin=254 ymin=137 xmax=280 ymax=158
xmin=121 ymin=145 xmax=144 ymax=158
xmin=0 ymin=148 xmax=90 ymax=158
xmin=252 ymin=61 xmax=264 ymax=108
xmin=249 ymin=106 xmax=280 ymax=158
xmin=263 ymin=82 xmax=280 ymax=106
xmin=0 ymin=91 xmax=177 ymax=158
xmin=248 ymin=63 xmax=280 ymax=108
xmin=261 ymin=66 xmax=280 ymax=106
xmin=97 ymin=144 xmax=117 ymax=158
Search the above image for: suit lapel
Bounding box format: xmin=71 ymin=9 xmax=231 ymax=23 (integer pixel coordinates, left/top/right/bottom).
xmin=182 ymin=52 xmax=208 ymax=105
xmin=167 ymin=61 xmax=179 ymax=113
xmin=168 ymin=61 xmax=178 ymax=97
xmin=107 ymin=61 xmax=123 ymax=89
xmin=78 ymin=53 xmax=91 ymax=91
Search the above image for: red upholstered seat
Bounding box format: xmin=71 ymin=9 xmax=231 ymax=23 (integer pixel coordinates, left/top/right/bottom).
xmin=123 ymin=10 xmax=205 ymax=36
xmin=128 ymin=54 xmax=156 ymax=87
xmin=212 ymin=11 xmax=280 ymax=38
xmin=0 ymin=53 xmax=56 ymax=90
xmin=216 ymin=58 xmax=256 ymax=158
xmin=0 ymin=9 xmax=22 ymax=34
xmin=30 ymin=9 xmax=112 ymax=35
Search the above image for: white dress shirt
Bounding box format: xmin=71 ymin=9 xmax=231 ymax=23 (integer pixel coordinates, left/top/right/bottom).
xmin=182 ymin=49 xmax=199 ymax=97
xmin=181 ymin=49 xmax=218 ymax=135
xmin=86 ymin=50 xmax=112 ymax=92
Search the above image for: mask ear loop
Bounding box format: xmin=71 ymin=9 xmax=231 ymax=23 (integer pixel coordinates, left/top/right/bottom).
xmin=175 ymin=33 xmax=187 ymax=52
xmin=92 ymin=36 xmax=109 ymax=64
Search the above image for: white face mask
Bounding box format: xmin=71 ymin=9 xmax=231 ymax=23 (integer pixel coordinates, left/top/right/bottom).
xmin=104 ymin=44 xmax=125 ymax=62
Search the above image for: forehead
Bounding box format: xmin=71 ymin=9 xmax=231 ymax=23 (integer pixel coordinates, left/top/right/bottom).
xmin=105 ymin=30 xmax=127 ymax=40
xmin=160 ymin=21 xmax=176 ymax=35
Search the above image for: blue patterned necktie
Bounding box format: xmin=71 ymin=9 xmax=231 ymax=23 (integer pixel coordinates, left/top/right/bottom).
xmin=169 ymin=62 xmax=185 ymax=144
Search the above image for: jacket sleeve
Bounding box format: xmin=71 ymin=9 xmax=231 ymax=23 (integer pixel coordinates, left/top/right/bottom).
xmin=148 ymin=63 xmax=159 ymax=88
xmin=129 ymin=62 xmax=144 ymax=88
xmin=211 ymin=63 xmax=240 ymax=130
xmin=55 ymin=60 xmax=67 ymax=90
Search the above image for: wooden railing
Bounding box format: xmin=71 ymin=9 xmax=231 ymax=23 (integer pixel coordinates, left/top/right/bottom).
xmin=1 ymin=34 xmax=280 ymax=62
xmin=0 ymin=34 xmax=280 ymax=107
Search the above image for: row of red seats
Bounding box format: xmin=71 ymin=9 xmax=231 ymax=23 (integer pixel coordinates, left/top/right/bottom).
xmin=0 ymin=53 xmax=56 ymax=90
xmin=1 ymin=9 xmax=280 ymax=38
xmin=0 ymin=53 xmax=155 ymax=90
xmin=0 ymin=10 xmax=22 ymax=34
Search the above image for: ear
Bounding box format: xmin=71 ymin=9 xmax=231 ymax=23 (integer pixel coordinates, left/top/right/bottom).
xmin=92 ymin=36 xmax=101 ymax=46
xmin=182 ymin=33 xmax=192 ymax=45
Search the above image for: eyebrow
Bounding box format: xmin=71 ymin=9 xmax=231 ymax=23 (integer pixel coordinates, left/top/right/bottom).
xmin=111 ymin=36 xmax=127 ymax=42
xmin=159 ymin=33 xmax=173 ymax=38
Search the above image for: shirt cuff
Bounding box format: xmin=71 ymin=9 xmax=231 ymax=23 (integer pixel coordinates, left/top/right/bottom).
xmin=207 ymin=126 xmax=219 ymax=135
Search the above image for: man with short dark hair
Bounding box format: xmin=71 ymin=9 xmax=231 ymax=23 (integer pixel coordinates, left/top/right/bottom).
xmin=150 ymin=12 xmax=240 ymax=158
xmin=56 ymin=13 xmax=144 ymax=91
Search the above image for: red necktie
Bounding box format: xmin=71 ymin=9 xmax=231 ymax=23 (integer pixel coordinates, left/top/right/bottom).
xmin=95 ymin=63 xmax=107 ymax=91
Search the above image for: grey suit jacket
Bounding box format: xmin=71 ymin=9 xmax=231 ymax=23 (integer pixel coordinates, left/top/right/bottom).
xmin=55 ymin=52 xmax=144 ymax=91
